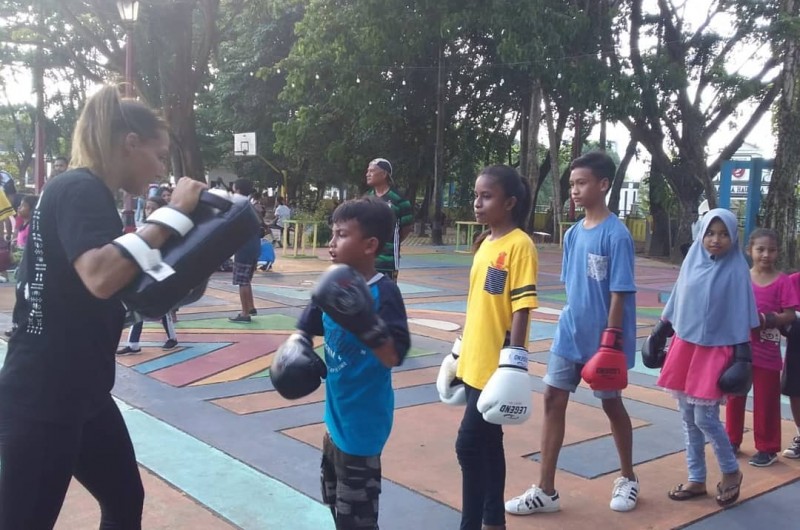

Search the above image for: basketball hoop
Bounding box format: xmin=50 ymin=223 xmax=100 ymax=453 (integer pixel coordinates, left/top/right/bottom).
xmin=233 ymin=132 xmax=256 ymax=157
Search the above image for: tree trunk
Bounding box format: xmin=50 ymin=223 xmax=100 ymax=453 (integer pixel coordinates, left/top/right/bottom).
xmin=543 ymin=93 xmax=562 ymax=241
xmin=519 ymin=90 xmax=530 ymax=177
xmin=531 ymin=158 xmax=551 ymax=224
xmin=431 ymin=37 xmax=446 ymax=245
xmin=648 ymin=166 xmax=671 ymax=258
xmin=665 ymin=163 xmax=705 ymax=261
xmin=763 ymin=0 xmax=800 ymax=268
xmin=416 ymin=180 xmax=432 ymax=236
xmin=525 ymin=81 xmax=541 ymax=232
xmin=151 ymin=0 xmax=218 ymax=181
xmin=608 ymin=138 xmax=637 ymax=215
xmin=568 ymin=111 xmax=583 ymax=221
xmin=599 ymin=115 xmax=607 ymax=150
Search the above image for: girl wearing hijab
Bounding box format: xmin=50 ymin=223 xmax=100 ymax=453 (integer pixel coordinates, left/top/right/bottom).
xmin=650 ymin=209 xmax=759 ymax=507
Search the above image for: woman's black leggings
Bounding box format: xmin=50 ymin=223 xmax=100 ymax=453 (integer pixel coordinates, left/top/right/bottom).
xmin=456 ymin=384 xmax=506 ymax=530
xmin=0 ymin=395 xmax=144 ymax=529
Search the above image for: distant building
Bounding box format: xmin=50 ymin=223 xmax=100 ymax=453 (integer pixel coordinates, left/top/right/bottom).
xmin=616 ymin=181 xmax=640 ymax=217
xmin=713 ymin=142 xmax=771 ymax=199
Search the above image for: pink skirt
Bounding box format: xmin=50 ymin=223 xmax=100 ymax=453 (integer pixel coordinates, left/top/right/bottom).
xmin=656 ymin=336 xmax=733 ymax=403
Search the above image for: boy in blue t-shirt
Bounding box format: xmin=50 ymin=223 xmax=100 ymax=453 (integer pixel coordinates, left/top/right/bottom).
xmin=506 ymin=151 xmax=640 ymax=516
xmin=297 ymin=196 xmax=410 ymax=529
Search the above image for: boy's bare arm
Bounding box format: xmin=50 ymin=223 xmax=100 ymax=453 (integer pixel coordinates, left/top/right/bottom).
xmin=372 ymin=338 xmax=401 ymax=368
xmin=608 ymin=292 xmax=626 ymax=329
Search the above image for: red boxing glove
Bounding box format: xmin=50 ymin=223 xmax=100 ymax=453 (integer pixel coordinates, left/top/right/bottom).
xmin=581 ymin=328 xmax=628 ymax=391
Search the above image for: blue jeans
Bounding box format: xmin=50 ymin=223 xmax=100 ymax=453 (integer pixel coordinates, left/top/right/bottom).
xmin=679 ymin=397 xmax=739 ymax=483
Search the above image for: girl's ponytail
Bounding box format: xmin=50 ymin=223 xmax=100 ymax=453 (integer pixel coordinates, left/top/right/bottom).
xmin=70 ymin=85 xmax=167 ymax=181
xmin=515 ymin=175 xmax=532 ymax=231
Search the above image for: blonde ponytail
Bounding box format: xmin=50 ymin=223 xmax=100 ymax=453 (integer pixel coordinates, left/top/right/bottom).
xmin=70 ymin=85 xmax=167 ymax=181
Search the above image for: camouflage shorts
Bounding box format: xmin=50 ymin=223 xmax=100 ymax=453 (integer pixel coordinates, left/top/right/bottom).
xmin=321 ymin=432 xmax=382 ymax=530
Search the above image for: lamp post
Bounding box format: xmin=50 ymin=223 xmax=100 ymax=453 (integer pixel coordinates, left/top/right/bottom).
xmin=117 ymin=0 xmax=139 ymax=232
xmin=33 ymin=0 xmax=46 ymax=193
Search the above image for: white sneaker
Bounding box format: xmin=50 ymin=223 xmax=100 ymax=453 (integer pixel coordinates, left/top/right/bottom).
xmin=609 ymin=475 xmax=639 ymax=512
xmin=504 ymin=485 xmax=560 ymax=515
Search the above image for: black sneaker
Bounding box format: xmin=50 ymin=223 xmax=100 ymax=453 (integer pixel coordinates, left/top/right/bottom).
xmin=116 ymin=346 xmax=142 ymax=356
xmin=228 ymin=314 xmax=252 ymax=323
xmin=782 ymin=436 xmax=800 ymax=459
xmin=749 ymin=451 xmax=778 ymax=467
xmin=162 ymin=339 xmax=178 ymax=350
xmin=249 ymin=309 xmax=258 ymax=316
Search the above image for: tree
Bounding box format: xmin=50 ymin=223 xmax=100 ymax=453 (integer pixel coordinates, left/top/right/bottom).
xmin=763 ymin=0 xmax=800 ymax=267
xmin=0 ymin=0 xmax=223 ymax=180
xmin=274 ymin=0 xmax=475 ymax=216
xmin=607 ymin=0 xmax=780 ymax=259
xmin=492 ymin=0 xmax=616 ymax=238
xmin=196 ymin=0 xmax=304 ymax=190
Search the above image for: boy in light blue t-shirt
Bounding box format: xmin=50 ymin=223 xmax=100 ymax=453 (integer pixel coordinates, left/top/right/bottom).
xmin=505 ymin=151 xmax=640 ymax=517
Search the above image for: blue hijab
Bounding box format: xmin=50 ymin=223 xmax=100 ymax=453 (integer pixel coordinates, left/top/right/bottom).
xmin=662 ymin=208 xmax=758 ymax=346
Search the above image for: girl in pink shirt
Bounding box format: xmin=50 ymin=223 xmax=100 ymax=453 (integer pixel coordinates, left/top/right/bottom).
xmin=726 ymin=228 xmax=799 ymax=466
xmin=13 ymin=195 xmax=36 ymax=249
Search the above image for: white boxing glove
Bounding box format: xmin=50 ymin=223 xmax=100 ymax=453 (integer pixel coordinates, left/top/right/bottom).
xmin=476 ymin=346 xmax=531 ymax=425
xmin=436 ymin=337 xmax=466 ymax=406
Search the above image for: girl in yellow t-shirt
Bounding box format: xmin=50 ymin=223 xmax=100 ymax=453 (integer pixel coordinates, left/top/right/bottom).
xmin=455 ymin=165 xmax=538 ymax=530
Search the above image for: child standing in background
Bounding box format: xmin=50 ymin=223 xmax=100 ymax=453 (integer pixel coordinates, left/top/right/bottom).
xmin=4 ymin=195 xmax=37 ymax=338
xmin=726 ymin=228 xmax=798 ymax=466
xmin=650 ymin=208 xmax=758 ymax=507
xmin=780 ymin=271 xmax=800 ymax=458
xmin=116 ymin=196 xmax=179 ymax=354
xmin=12 ymin=195 xmax=37 ymax=251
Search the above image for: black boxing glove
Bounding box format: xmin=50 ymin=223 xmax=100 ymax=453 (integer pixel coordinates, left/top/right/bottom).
xmin=641 ymin=319 xmax=674 ymax=369
xmin=311 ymin=264 xmax=389 ymax=349
xmin=270 ymin=333 xmax=327 ymax=400
xmin=718 ymin=342 xmax=753 ymax=395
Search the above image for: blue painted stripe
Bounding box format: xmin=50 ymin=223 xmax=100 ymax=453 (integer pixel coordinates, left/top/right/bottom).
xmin=529 ymin=322 xmax=558 ymax=341
xmin=407 ymin=301 xmax=467 ymax=313
xmin=396 ymin=282 xmax=439 ymax=295
xmin=133 ymin=342 xmax=232 ymax=374
xmin=117 ymin=400 xmax=334 ymax=529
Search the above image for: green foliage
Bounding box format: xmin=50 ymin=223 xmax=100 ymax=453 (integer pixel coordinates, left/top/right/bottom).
xmin=0 ymin=0 xmax=786 ymax=237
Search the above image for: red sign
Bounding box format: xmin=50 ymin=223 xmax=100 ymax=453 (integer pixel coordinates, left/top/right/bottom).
xmin=732 ymin=168 xmax=746 ymax=179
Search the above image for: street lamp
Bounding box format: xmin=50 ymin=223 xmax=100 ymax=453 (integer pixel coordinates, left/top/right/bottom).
xmin=117 ymin=0 xmax=139 ymax=231
xmin=117 ymin=0 xmax=139 ymax=97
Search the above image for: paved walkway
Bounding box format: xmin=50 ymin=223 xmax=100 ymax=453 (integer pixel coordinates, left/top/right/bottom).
xmin=0 ymin=243 xmax=798 ymax=529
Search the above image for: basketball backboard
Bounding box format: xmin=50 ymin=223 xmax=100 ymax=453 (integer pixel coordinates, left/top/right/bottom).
xmin=234 ymin=132 xmax=257 ymax=156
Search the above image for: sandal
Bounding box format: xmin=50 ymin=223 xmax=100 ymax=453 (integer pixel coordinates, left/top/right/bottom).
xmin=715 ymin=472 xmax=743 ymax=507
xmin=668 ymin=483 xmax=708 ymax=501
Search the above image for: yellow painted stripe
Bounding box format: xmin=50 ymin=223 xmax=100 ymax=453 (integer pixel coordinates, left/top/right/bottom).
xmin=192 ymin=354 xmax=275 ymax=386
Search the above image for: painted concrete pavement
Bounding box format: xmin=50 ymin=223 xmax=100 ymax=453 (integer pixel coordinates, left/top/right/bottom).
xmin=0 ymin=243 xmax=798 ymax=529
